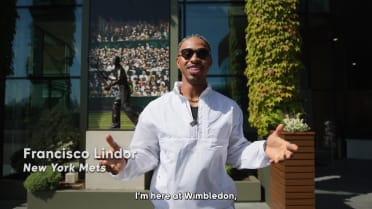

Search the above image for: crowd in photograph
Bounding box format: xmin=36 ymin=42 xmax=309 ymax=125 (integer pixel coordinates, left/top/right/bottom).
xmin=89 ymin=19 xmax=170 ymax=98
xmin=92 ymin=20 xmax=169 ymax=42
xmin=89 ymin=42 xmax=170 ymax=98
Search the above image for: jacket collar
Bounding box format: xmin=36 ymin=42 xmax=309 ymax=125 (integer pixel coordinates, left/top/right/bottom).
xmin=173 ymin=81 xmax=212 ymax=100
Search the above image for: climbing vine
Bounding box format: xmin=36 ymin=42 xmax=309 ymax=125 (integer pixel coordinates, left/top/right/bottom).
xmin=245 ymin=0 xmax=304 ymax=136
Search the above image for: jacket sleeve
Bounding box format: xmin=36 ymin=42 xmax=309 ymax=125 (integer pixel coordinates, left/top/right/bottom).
xmin=226 ymin=106 xmax=270 ymax=169
xmin=112 ymin=106 xmax=160 ymax=180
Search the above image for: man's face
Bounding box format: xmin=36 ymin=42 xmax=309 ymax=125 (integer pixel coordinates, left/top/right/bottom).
xmin=176 ymin=37 xmax=212 ymax=86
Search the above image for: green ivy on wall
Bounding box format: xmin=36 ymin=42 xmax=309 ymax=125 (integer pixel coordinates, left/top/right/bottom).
xmin=245 ymin=0 xmax=304 ymax=136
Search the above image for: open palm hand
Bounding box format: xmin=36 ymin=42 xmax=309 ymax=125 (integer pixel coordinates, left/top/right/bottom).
xmin=265 ymin=124 xmax=298 ymax=163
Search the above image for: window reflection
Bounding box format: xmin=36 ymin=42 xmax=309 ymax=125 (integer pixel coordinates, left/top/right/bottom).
xmin=3 ymin=3 xmax=82 ymax=176
xmin=3 ymin=78 xmax=80 ymax=176
xmin=184 ymin=2 xmax=248 ymax=101
xmin=10 ymin=6 xmax=81 ymax=77
xmin=17 ymin=0 xmax=83 ymax=7
xmin=182 ymin=1 xmax=250 ymax=134
xmin=12 ymin=9 xmax=32 ymax=77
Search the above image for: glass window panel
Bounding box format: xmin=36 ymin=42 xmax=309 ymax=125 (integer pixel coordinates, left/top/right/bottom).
xmin=183 ymin=0 xmax=245 ymax=2
xmin=3 ymin=78 xmax=80 ymax=176
xmin=183 ymin=2 xmax=250 ymax=132
xmin=5 ymin=78 xmax=80 ymax=125
xmin=70 ymin=7 xmax=83 ymax=77
xmin=11 ymin=9 xmax=33 ymax=77
xmin=10 ymin=6 xmax=82 ymax=77
xmin=70 ymin=78 xmax=81 ymax=108
xmin=206 ymin=75 xmax=247 ymax=103
xmin=17 ymin=0 xmax=82 ymax=7
xmin=206 ymin=76 xmax=230 ymax=96
xmin=184 ymin=3 xmax=247 ymax=76
xmin=308 ymin=0 xmax=330 ymax=13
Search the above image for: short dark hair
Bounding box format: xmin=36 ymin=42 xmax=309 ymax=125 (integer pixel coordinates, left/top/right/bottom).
xmin=178 ymin=34 xmax=211 ymax=51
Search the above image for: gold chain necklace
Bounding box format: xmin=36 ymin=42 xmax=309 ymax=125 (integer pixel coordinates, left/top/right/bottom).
xmin=180 ymin=87 xmax=199 ymax=103
xmin=188 ymin=99 xmax=199 ymax=103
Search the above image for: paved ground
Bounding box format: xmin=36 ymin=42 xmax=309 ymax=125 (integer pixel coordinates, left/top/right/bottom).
xmin=235 ymin=202 xmax=270 ymax=209
xmin=315 ymin=159 xmax=372 ymax=209
xmin=0 ymin=201 xmax=27 ymax=209
xmin=2 ymin=159 xmax=371 ymax=209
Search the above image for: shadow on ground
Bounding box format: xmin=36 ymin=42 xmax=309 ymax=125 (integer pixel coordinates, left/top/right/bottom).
xmin=316 ymin=159 xmax=372 ymax=209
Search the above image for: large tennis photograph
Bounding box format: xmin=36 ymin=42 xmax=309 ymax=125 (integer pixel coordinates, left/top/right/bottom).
xmin=87 ymin=0 xmax=170 ymax=129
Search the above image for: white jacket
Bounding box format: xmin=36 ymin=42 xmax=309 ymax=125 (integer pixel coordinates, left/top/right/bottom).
xmin=114 ymin=82 xmax=270 ymax=209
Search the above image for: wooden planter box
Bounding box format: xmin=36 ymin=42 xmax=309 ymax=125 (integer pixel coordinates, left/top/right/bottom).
xmin=270 ymin=132 xmax=315 ymax=209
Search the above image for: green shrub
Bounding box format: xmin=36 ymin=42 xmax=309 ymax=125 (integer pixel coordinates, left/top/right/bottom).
xmin=24 ymin=166 xmax=62 ymax=192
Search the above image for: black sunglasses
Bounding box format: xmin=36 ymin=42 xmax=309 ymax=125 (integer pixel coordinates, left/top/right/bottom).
xmin=178 ymin=48 xmax=210 ymax=60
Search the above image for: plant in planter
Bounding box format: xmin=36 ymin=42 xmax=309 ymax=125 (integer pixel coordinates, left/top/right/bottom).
xmin=270 ymin=119 xmax=315 ymax=209
xmin=245 ymin=0 xmax=315 ymax=208
xmin=13 ymin=105 xmax=82 ymax=192
xmin=24 ymin=166 xmax=62 ymax=193
xmin=282 ymin=113 xmax=310 ymax=132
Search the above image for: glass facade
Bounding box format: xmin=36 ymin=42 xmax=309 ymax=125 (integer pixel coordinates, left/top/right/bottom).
xmin=2 ymin=1 xmax=82 ymax=176
xmin=179 ymin=0 xmax=253 ymax=136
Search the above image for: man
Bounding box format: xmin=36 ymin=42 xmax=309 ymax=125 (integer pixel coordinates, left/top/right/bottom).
xmin=105 ymin=56 xmax=133 ymax=128
xmin=99 ymin=34 xmax=298 ymax=209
